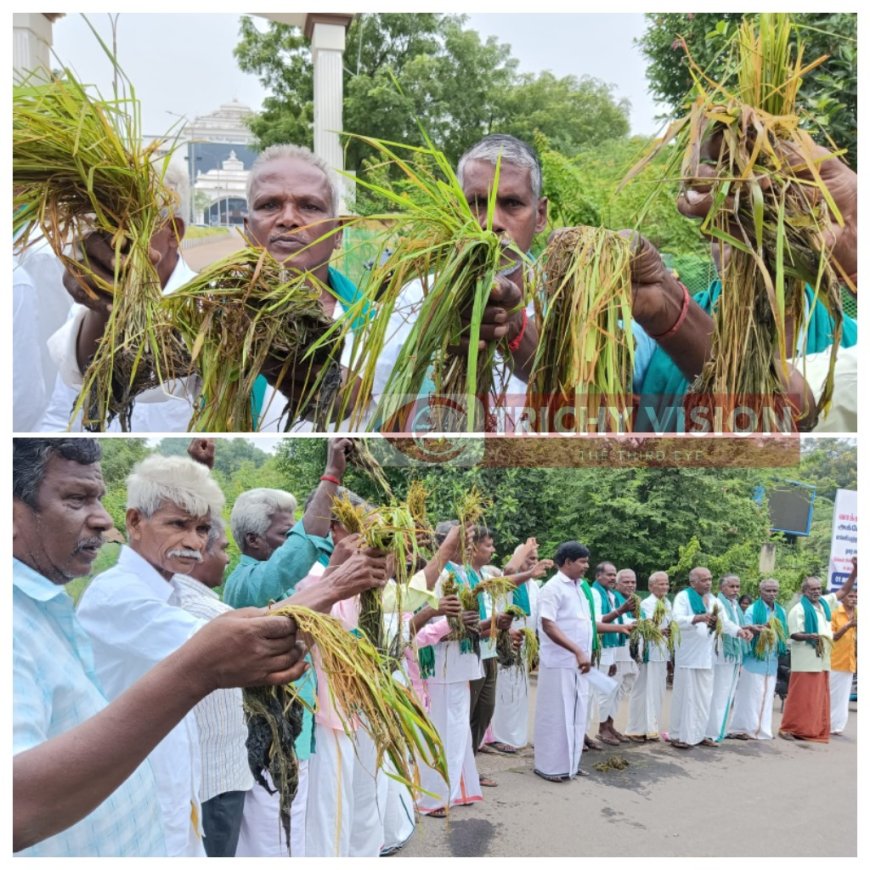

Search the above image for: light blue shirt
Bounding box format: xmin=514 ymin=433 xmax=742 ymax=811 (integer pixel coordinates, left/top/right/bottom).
xmin=223 ymin=519 xmax=333 ymax=609
xmin=741 ymin=603 xmax=780 ymax=676
xmin=13 ymin=558 xmax=166 ymax=857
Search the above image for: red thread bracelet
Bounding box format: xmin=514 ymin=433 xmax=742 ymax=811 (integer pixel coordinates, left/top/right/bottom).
xmin=320 ymin=474 xmax=341 ymax=486
xmin=648 ymin=281 xmax=690 ymax=341
xmin=507 ymin=308 xmax=528 ymax=352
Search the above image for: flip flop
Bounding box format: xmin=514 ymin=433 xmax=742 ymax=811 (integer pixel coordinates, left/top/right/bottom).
xmin=699 ymin=738 xmax=718 ymax=747
xmin=670 ymin=739 xmax=693 ymax=750
xmin=479 ymin=775 xmax=498 ymax=788
xmin=477 ymin=744 xmax=497 ymax=755
xmin=778 ymin=730 xmax=796 ymax=741
xmin=489 ymin=742 xmax=518 ymax=755
xmin=726 ymin=732 xmax=750 ymax=741
xmin=625 ymin=734 xmax=647 ymax=743
xmin=585 ymin=737 xmax=604 ymax=751
xmin=425 ymin=807 xmax=448 ymax=818
xmin=598 ymin=734 xmax=621 ymax=747
xmin=574 ymin=768 xmax=591 ymax=778
xmin=533 ymin=769 xmax=569 ymax=783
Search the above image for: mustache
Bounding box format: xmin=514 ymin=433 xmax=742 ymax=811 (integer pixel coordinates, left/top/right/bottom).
xmin=167 ymin=548 xmax=203 ymax=562
xmin=74 ymin=536 xmax=105 ymax=553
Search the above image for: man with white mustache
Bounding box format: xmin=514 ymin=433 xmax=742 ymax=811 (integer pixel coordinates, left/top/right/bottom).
xmin=76 ymin=453 xmax=230 ymax=856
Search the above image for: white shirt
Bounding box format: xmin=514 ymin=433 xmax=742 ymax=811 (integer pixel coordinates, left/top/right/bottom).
xmin=537 ymin=572 xmax=593 ymax=669
xmin=44 ymin=257 xmax=201 ymax=432
xmin=76 ymin=547 xmax=206 ymax=856
xmin=430 ymin=569 xmax=484 ymax=684
xmin=173 ymin=575 xmax=254 ymax=802
xmin=671 ymin=588 xmax=742 ymax=671
xmin=13 ymin=242 xmax=71 ymax=431
xmin=640 ymin=594 xmax=672 ymax=663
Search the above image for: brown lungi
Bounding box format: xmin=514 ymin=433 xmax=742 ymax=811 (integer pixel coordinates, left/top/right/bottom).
xmin=779 ymin=671 xmax=830 ymax=742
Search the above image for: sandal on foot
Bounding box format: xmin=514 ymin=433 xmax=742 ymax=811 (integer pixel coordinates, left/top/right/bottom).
xmin=699 ymin=738 xmax=718 ymax=747
xmin=533 ymin=769 xmax=568 ymax=783
xmin=670 ymin=739 xmax=693 ymax=749
xmin=426 ymin=807 xmax=448 ymax=818
xmin=489 ymin=741 xmax=518 ymax=755
xmin=479 ymin=775 xmax=498 ymax=788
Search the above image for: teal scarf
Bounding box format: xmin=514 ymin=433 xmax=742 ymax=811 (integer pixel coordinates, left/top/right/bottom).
xmin=685 ymin=586 xmax=708 ymax=616
xmin=801 ymin=594 xmax=831 ymax=646
xmin=593 ymin=582 xmax=627 ymax=648
xmin=251 ymin=266 xmax=370 ymax=424
xmin=579 ymin=579 xmax=600 ymax=658
xmin=635 ymin=281 xmax=858 ymax=433
xmin=749 ymin=599 xmax=789 ymax=659
xmin=717 ymin=593 xmax=742 ymax=662
xmin=418 ymin=641 xmax=435 ymax=679
xmin=513 ymin=580 xmax=531 ymax=616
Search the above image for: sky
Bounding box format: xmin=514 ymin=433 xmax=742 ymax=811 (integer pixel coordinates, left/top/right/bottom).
xmin=49 ymin=12 xmax=668 ymax=140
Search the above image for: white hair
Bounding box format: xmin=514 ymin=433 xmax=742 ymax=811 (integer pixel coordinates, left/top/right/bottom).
xmin=230 ymin=488 xmax=298 ymax=548
xmin=126 ymin=455 xmax=224 ymax=520
xmin=162 ymin=162 xmax=190 ymax=221
xmin=246 ymin=144 xmax=340 ymax=216
xmin=205 ymin=515 xmax=226 ymax=552
xmin=616 ymin=568 xmax=636 ymax=582
xmin=457 ymin=133 xmax=543 ymax=199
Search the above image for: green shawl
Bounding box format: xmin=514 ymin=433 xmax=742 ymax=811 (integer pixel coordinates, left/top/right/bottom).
xmin=593 ymin=582 xmax=627 ymax=648
xmin=717 ymin=593 xmax=742 ymax=662
xmin=801 ymin=594 xmax=831 ymax=646
xmin=749 ymin=599 xmax=789 ymax=659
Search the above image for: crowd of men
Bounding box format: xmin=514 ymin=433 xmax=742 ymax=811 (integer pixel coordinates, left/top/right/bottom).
xmin=15 ymin=123 xmax=858 ymax=434
xmin=13 ymin=436 xmax=858 ymax=857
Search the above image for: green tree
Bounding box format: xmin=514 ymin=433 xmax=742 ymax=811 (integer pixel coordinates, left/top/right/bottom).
xmin=638 ymin=13 xmax=857 ymax=165
xmin=235 ymin=13 xmax=632 ymax=175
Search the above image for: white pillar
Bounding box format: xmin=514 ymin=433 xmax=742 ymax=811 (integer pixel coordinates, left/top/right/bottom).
xmin=308 ymin=15 xmax=353 ymax=213
xmin=13 ymin=13 xmax=54 ymax=79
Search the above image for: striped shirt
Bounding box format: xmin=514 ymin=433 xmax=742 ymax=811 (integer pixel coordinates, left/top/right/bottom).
xmin=13 ymin=558 xmax=165 ymax=856
xmin=173 ymin=575 xmax=254 ymax=801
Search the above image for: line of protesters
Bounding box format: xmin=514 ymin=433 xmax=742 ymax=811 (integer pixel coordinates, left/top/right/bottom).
xmin=13 ymin=436 xmax=857 ymax=856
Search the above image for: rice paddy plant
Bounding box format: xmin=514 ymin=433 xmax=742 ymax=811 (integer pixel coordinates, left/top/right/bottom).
xmin=628 ymin=618 xmax=667 ymax=665
xmin=520 ymin=627 xmax=540 ymax=673
xmin=406 ymin=479 xmax=433 ymax=541
xmin=244 ymin=605 xmax=447 ymax=849
xmin=348 ymin=439 xmax=394 ymax=499
xmin=527 ymin=227 xmax=635 ymax=432
xmin=495 ymin=603 xmax=527 ymax=670
xmin=13 ymin=58 xmax=188 ymax=430
xmin=328 ymin=134 xmax=530 ymax=432
xmin=815 ymin=633 xmax=833 ymax=658
xmin=456 ymin=485 xmax=491 ymax=565
xmin=624 ymin=13 xmax=846 ymax=426
xmin=162 ymin=247 xmax=342 ymax=431
xmin=753 ymin=615 xmax=787 ymax=658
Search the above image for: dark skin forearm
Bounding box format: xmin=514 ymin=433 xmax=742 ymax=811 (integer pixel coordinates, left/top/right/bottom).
xmin=409 ymin=605 xmax=439 ymax=635
xmin=13 ymin=644 xmax=213 ymax=852
xmin=75 ymin=309 xmax=111 ymax=373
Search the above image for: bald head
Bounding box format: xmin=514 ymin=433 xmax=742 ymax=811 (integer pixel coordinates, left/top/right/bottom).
xmin=689 ymin=566 xmax=713 ymax=596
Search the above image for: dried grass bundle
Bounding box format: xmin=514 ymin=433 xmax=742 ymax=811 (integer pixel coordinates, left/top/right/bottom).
xmin=244 ymin=605 xmax=446 ymax=849
xmin=13 ymin=56 xmax=188 ymax=430
xmin=329 ymin=135 xmax=529 ymax=431
xmin=754 ymin=615 xmax=787 ymax=658
xmin=162 ymin=247 xmax=341 ymax=431
xmin=528 ymin=227 xmax=635 ymax=431
xmin=625 ymin=13 xmax=846 ymax=426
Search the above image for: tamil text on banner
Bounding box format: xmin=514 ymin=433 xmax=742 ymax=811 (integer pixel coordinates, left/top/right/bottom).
xmin=828 ymin=489 xmax=857 ymax=591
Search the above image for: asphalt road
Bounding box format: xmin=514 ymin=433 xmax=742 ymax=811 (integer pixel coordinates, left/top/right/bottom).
xmin=401 ymin=676 xmax=857 ymax=858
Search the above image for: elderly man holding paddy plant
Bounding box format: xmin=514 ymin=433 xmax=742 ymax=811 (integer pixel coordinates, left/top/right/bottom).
xmin=727 ymin=578 xmax=788 ymax=741
xmin=47 ymin=145 xmax=367 ymax=432
xmin=779 ymin=561 xmax=857 ymax=743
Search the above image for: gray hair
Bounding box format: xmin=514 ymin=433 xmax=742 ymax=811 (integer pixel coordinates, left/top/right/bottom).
xmin=127 ymin=455 xmax=224 ymax=520
xmin=801 ymin=576 xmax=823 ymax=592
xmin=759 ymin=578 xmax=780 ymax=591
xmin=457 ymin=134 xmax=543 ymax=200
xmin=616 ymin=568 xmax=636 ymax=582
xmin=162 ymin=162 xmax=190 ymax=222
xmin=231 ymin=488 xmax=298 ymax=549
xmin=13 ymin=438 xmax=101 ymax=509
xmin=246 ymin=144 xmax=340 ymax=215
xmin=648 ymin=570 xmax=669 ymax=584
xmin=205 ymin=515 xmax=226 ymax=552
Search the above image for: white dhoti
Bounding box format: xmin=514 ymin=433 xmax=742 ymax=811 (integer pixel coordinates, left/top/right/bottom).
xmin=236 ymin=762 xmax=308 ymax=857
xmin=489 ymin=663 xmax=530 ymax=748
xmin=729 ymin=669 xmax=776 ymax=740
xmin=381 ymin=768 xmax=416 ymax=854
xmin=534 ymin=665 xmax=589 ymax=778
xmin=603 ymin=659 xmax=638 ymax=721
xmin=829 ymin=670 xmax=854 ymax=734
xmin=627 ymin=661 xmax=667 ymax=736
xmin=670 ymin=667 xmax=714 ymax=745
xmin=417 ymin=681 xmax=482 ymax=813
xmin=305 ymin=725 xmax=384 ymax=857
xmin=705 ymin=660 xmax=741 ymax=742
